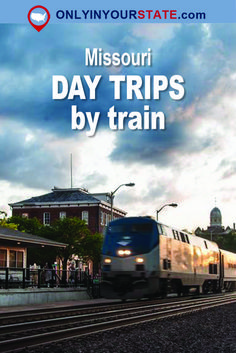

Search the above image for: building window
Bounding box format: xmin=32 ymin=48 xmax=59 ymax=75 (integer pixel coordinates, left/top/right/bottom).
xmin=59 ymin=211 xmax=66 ymax=219
xmin=101 ymin=211 xmax=104 ymax=225
xmin=17 ymin=251 xmax=23 ymax=268
xmin=9 ymin=250 xmax=23 ymax=268
xmin=9 ymin=250 xmax=16 ymax=268
xmin=82 ymin=211 xmax=89 ymax=224
xmin=104 ymin=214 xmax=111 ymax=225
xmin=43 ymin=212 xmax=50 ymax=225
xmin=103 ymin=212 xmax=106 ymax=225
xmin=0 ymin=249 xmax=7 ymax=267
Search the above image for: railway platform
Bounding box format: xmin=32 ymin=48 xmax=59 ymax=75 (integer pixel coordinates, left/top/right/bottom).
xmin=0 ymin=286 xmax=92 ymax=308
xmin=0 ymin=297 xmax=117 ymax=314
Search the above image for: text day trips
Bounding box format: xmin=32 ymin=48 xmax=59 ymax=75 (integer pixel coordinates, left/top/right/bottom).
xmin=51 ymin=48 xmax=185 ymax=137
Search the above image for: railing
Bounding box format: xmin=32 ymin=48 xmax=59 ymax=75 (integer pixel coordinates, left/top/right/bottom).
xmin=0 ymin=267 xmax=87 ymax=289
xmin=0 ymin=267 xmax=101 ymax=298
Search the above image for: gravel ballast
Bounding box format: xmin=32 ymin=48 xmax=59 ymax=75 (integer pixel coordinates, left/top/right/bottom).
xmin=18 ymin=303 xmax=236 ymax=353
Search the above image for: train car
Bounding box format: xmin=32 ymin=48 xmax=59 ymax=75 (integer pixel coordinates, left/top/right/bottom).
xmin=219 ymin=249 xmax=236 ymax=292
xmin=101 ymin=216 xmax=221 ymax=299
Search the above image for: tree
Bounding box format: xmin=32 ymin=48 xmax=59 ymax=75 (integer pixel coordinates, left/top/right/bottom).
xmin=216 ymin=232 xmax=236 ymax=253
xmin=40 ymin=217 xmax=92 ymax=274
xmin=195 ymin=227 xmax=236 ymax=253
xmin=6 ymin=215 xmax=103 ymax=277
xmin=0 ymin=217 xmax=18 ymax=230
xmin=9 ymin=216 xmax=42 ymax=235
xmin=79 ymin=232 xmax=103 ymax=273
xmin=7 ymin=216 xmax=56 ymax=266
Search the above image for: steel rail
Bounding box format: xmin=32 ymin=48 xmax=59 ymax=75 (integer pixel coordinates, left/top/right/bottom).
xmin=0 ymin=301 xmax=121 ymax=324
xmin=0 ymin=294 xmax=236 ymax=353
xmin=0 ymin=293 xmax=235 ymax=336
xmin=0 ymin=292 xmax=231 ymax=325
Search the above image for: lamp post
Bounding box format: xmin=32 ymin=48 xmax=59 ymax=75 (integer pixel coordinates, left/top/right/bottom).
xmin=110 ymin=183 xmax=135 ymax=221
xmin=156 ymin=203 xmax=178 ymax=221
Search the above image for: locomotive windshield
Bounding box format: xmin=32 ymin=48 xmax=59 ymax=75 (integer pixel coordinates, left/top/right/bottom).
xmin=108 ymin=223 xmax=153 ymax=234
xmin=102 ymin=217 xmax=158 ymax=256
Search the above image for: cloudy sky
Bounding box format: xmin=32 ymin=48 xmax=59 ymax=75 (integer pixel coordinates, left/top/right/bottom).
xmin=1 ymin=23 xmax=236 ymax=231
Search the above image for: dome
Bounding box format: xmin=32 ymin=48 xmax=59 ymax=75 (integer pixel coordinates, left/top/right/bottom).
xmin=210 ymin=207 xmax=222 ymax=227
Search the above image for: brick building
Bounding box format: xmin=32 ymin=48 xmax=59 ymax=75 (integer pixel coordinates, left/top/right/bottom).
xmin=9 ymin=187 xmax=127 ymax=234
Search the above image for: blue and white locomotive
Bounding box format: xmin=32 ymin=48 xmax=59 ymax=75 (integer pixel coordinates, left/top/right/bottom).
xmin=101 ymin=216 xmax=236 ymax=299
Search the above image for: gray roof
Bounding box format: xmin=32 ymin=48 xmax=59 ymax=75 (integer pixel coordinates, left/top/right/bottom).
xmin=9 ymin=187 xmax=127 ymax=216
xmin=9 ymin=188 xmax=99 ymax=206
xmin=0 ymin=226 xmax=67 ymax=248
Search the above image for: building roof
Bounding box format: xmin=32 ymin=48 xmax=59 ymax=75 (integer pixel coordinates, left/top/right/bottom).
xmin=9 ymin=187 xmax=127 ymax=215
xmin=9 ymin=187 xmax=99 ymax=206
xmin=210 ymin=206 xmax=222 ymax=227
xmin=0 ymin=226 xmax=67 ymax=248
xmin=210 ymin=207 xmax=222 ymax=217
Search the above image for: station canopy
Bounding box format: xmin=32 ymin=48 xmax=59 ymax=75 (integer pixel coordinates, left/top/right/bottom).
xmin=0 ymin=226 xmax=67 ymax=248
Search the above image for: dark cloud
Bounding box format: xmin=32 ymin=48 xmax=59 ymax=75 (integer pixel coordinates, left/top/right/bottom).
xmin=110 ymin=122 xmax=186 ymax=165
xmin=0 ymin=126 xmax=68 ymax=188
xmin=109 ymin=117 xmax=216 ymax=166
xmin=1 ymin=23 xmax=232 ymax=137
xmin=0 ymin=23 xmax=236 ymax=186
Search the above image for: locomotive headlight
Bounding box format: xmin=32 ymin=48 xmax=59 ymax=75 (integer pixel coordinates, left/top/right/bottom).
xmin=136 ymin=257 xmax=144 ymax=263
xmin=117 ymin=249 xmax=131 ymax=256
xmin=104 ymin=258 xmax=112 ymax=264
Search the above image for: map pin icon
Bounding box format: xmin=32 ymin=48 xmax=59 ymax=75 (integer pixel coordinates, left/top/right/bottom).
xmin=28 ymin=6 xmax=50 ymax=32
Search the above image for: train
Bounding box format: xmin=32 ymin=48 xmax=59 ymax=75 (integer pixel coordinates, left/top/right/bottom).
xmin=101 ymin=216 xmax=236 ymax=299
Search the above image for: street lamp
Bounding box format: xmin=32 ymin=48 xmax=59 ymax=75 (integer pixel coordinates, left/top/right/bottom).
xmin=110 ymin=183 xmax=135 ymax=221
xmin=156 ymin=203 xmax=178 ymax=221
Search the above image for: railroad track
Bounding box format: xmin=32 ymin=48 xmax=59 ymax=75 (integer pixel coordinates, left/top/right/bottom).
xmin=0 ymin=295 xmax=198 ymax=325
xmin=0 ymin=293 xmax=236 ymax=353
